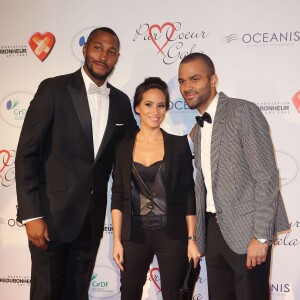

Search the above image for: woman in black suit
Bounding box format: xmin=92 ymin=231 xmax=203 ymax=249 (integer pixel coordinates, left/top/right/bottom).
xmin=111 ymin=77 xmax=200 ymax=300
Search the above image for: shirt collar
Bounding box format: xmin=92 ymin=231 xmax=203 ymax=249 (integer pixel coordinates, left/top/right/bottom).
xmin=81 ymin=67 xmax=110 ymax=96
xmin=204 ymin=92 xmax=219 ymax=121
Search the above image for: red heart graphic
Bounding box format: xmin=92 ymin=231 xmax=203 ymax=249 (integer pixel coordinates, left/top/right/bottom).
xmin=149 ymin=267 xmax=161 ymax=293
xmin=292 ymin=91 xmax=300 ymax=113
xmin=28 ymin=32 xmax=55 ymax=62
xmin=149 ymin=22 xmax=175 ymax=55
xmin=0 ymin=150 xmax=11 ymax=180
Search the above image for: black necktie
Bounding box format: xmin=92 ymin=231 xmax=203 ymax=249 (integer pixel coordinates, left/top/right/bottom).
xmin=195 ymin=112 xmax=212 ymax=127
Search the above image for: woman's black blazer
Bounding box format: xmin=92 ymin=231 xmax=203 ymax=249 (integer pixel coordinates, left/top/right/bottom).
xmin=111 ymin=129 xmax=196 ymax=240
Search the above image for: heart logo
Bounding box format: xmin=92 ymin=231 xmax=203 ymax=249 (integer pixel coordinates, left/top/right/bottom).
xmin=0 ymin=150 xmax=11 ymax=180
xmin=149 ymin=22 xmax=175 ymax=55
xmin=292 ymin=91 xmax=300 ymax=113
xmin=28 ymin=32 xmax=55 ymax=61
xmin=149 ymin=267 xmax=161 ymax=293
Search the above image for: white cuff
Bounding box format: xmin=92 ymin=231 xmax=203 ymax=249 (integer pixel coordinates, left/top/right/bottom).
xmin=22 ymin=216 xmax=43 ymax=224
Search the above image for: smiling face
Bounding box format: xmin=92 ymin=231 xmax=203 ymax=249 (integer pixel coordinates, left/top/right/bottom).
xmin=135 ymin=88 xmax=167 ymax=129
xmin=178 ymin=59 xmax=217 ymax=114
xmin=83 ymin=30 xmax=119 ymax=86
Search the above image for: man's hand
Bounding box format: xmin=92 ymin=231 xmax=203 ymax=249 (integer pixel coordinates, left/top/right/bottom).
xmin=25 ymin=218 xmax=50 ymax=250
xmin=246 ymin=238 xmax=268 ymax=269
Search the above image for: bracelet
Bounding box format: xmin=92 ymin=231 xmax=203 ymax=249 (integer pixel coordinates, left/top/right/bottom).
xmin=188 ymin=235 xmax=197 ymax=241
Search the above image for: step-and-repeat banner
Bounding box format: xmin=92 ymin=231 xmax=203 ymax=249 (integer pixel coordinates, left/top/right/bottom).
xmin=0 ymin=1 xmax=299 ymax=299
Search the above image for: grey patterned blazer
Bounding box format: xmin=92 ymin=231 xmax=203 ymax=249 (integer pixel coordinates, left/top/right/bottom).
xmin=195 ymin=92 xmax=289 ymax=255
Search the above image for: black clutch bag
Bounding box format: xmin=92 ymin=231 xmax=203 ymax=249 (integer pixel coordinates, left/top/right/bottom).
xmin=180 ymin=258 xmax=201 ymax=300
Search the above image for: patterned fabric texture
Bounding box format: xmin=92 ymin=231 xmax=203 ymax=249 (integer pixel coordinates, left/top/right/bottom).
xmin=194 ymin=92 xmax=289 ymax=255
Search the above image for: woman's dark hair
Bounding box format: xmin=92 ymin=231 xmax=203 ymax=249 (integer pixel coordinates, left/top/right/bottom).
xmin=133 ymin=77 xmax=170 ymax=114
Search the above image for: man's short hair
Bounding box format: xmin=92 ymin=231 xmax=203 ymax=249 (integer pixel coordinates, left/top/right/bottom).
xmin=180 ymin=52 xmax=215 ymax=77
xmin=86 ymin=27 xmax=120 ymax=50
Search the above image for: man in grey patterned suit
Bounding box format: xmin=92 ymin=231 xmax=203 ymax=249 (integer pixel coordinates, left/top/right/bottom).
xmin=178 ymin=53 xmax=289 ymax=300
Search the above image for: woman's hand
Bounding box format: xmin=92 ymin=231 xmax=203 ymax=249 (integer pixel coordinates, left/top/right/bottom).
xmin=188 ymin=240 xmax=202 ymax=268
xmin=112 ymin=240 xmax=124 ymax=271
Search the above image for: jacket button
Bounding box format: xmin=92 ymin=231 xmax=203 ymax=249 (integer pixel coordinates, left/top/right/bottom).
xmin=90 ymin=189 xmax=93 ymax=195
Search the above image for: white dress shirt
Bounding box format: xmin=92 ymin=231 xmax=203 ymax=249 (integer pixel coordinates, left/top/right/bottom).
xmin=200 ymin=93 xmax=219 ymax=213
xmin=23 ymin=68 xmax=110 ymax=224
xmin=81 ymin=68 xmax=110 ymax=158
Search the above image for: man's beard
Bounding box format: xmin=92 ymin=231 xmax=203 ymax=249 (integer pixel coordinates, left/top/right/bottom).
xmin=183 ymin=95 xmax=201 ymax=110
xmin=85 ymin=61 xmax=114 ymax=81
xmin=184 ymin=89 xmax=212 ymax=110
xmin=185 ymin=101 xmax=197 ymax=110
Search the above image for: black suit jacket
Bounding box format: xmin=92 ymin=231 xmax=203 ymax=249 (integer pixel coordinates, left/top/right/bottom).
xmin=111 ymin=129 xmax=196 ymax=240
xmin=15 ymin=69 xmax=137 ymax=242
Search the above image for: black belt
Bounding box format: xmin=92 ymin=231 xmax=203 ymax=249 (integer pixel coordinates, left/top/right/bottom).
xmin=207 ymin=212 xmax=216 ymax=216
xmin=206 ymin=212 xmax=217 ymax=219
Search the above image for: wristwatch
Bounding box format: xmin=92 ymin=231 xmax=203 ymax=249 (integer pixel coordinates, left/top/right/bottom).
xmin=255 ymin=238 xmax=267 ymax=244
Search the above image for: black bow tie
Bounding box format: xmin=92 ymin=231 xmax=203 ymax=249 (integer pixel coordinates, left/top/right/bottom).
xmin=195 ymin=112 xmax=212 ymax=127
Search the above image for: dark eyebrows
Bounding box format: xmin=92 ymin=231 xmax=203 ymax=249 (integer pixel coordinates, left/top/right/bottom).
xmin=178 ymin=74 xmax=200 ymax=82
xmin=92 ymin=42 xmax=118 ymax=52
xmin=190 ymin=74 xmax=200 ymax=80
xmin=144 ymin=100 xmax=165 ymax=104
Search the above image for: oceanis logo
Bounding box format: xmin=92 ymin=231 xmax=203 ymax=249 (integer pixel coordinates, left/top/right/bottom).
xmin=0 ymin=217 xmax=24 ymax=230
xmin=220 ymin=31 xmax=300 ymax=47
xmin=271 ymin=283 xmax=291 ymax=295
xmin=0 ymin=149 xmax=15 ymax=187
xmin=133 ymin=22 xmax=209 ymax=65
xmin=219 ymin=34 xmax=239 ymax=44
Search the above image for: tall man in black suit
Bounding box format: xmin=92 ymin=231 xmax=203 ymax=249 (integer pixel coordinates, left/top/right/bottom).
xmin=178 ymin=53 xmax=289 ymax=299
xmin=15 ymin=27 xmax=137 ymax=300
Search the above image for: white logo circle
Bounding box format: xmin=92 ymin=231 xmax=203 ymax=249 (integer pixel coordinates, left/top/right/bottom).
xmin=88 ymin=265 xmax=120 ymax=298
xmin=276 ymin=151 xmax=298 ymax=186
xmin=0 ymin=92 xmax=32 ymax=127
xmin=72 ymin=27 xmax=95 ymax=62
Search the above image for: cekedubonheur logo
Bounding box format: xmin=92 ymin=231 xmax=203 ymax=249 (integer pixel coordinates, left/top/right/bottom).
xmin=88 ymin=266 xmax=120 ymax=298
xmin=0 ymin=93 xmax=32 ymax=127
xmin=72 ymin=27 xmax=95 ymax=62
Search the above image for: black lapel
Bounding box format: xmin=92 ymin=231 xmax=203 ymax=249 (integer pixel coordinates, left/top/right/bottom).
xmin=123 ymin=133 xmax=136 ymax=189
xmin=67 ymin=70 xmax=94 ymax=154
xmin=161 ymin=129 xmax=173 ymax=182
xmin=95 ymin=87 xmax=119 ymax=161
